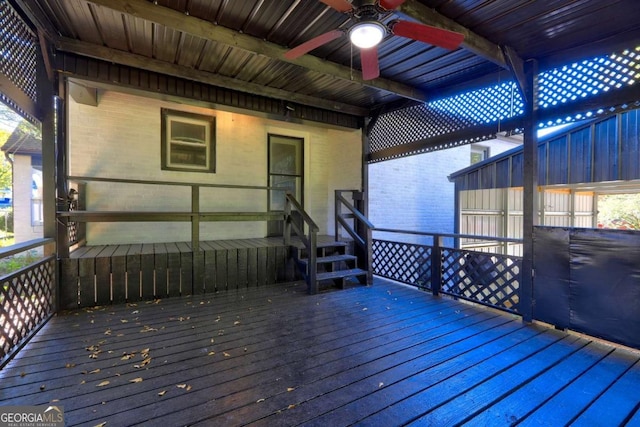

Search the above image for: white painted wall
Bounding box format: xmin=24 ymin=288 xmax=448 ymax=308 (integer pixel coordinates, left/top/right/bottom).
xmin=12 ymin=155 xmax=42 ymax=243
xmin=68 ymin=89 xmax=362 ymax=245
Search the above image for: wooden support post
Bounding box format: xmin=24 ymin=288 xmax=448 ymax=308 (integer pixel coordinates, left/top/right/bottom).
xmin=308 ymin=231 xmax=318 ymax=294
xmin=191 ymin=185 xmax=202 ymax=294
xmin=431 ymin=235 xmax=443 ymax=296
xmin=521 ymin=59 xmax=539 ymax=323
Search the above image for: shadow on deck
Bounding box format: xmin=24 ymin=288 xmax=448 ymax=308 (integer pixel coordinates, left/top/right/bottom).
xmin=1 ymin=278 xmax=639 ymax=426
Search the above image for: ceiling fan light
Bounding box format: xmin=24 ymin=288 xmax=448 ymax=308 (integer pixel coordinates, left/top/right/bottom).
xmin=349 ymin=22 xmax=385 ymax=48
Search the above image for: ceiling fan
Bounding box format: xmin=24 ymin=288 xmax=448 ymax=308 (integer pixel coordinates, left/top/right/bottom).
xmin=283 ymin=0 xmax=465 ymax=80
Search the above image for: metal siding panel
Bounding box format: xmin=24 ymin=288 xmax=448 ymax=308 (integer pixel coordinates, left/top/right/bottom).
xmin=538 ymin=143 xmax=547 ymax=185
xmin=593 ymin=117 xmax=619 ymax=182
xmin=620 ymin=109 xmax=640 ymax=180
xmin=511 ymin=152 xmax=523 ymax=187
xmin=569 ymin=127 xmax=592 ymax=184
xmin=495 ymin=158 xmax=510 ymax=188
xmin=547 ymin=136 xmax=568 ymax=185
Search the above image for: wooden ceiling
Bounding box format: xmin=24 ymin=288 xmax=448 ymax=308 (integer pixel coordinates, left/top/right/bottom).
xmin=13 ymin=0 xmax=640 ymax=118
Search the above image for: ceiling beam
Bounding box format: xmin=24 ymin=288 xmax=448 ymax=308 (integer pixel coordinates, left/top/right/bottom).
xmin=84 ymin=0 xmax=428 ymax=103
xmin=56 ymin=37 xmax=369 ymax=117
xmin=396 ymin=0 xmax=509 ymax=70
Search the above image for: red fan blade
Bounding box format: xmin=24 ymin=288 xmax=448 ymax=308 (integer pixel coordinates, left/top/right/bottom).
xmin=379 ymin=0 xmax=406 ymax=10
xmin=284 ymin=29 xmax=344 ymax=60
xmin=392 ymin=20 xmax=464 ymax=50
xmin=320 ymin=0 xmax=354 ymax=13
xmin=360 ymin=47 xmax=380 ymax=80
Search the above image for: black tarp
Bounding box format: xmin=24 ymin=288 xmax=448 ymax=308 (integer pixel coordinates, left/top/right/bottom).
xmin=533 ymin=227 xmax=640 ymax=349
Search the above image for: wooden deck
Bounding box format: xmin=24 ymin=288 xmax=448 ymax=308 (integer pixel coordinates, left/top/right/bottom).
xmin=59 ymin=236 xmax=342 ymax=310
xmin=1 ymin=278 xmax=640 ymax=426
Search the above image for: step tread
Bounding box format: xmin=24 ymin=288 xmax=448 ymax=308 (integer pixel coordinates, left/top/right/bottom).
xmin=299 ymin=254 xmax=357 ymax=265
xmin=292 ymin=240 xmax=348 ymax=250
xmin=316 ymin=268 xmax=367 ymax=281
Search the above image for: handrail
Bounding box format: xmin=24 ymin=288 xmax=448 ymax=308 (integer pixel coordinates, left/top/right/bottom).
xmin=373 ymin=227 xmax=523 ymax=244
xmin=0 ymin=238 xmax=55 ymax=259
xmin=284 ymin=192 xmax=318 ymax=294
xmin=334 ymin=190 xmax=373 ymax=284
xmin=67 ymin=175 xmax=285 ymax=192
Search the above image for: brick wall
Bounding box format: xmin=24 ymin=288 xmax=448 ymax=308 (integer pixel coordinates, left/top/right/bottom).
xmin=68 ymin=90 xmax=361 ymax=245
xmin=368 ymin=147 xmax=469 ymax=244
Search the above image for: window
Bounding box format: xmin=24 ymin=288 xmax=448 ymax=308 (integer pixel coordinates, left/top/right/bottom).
xmin=470 ymin=145 xmax=489 ymax=165
xmin=161 ymin=109 xmax=215 ymax=172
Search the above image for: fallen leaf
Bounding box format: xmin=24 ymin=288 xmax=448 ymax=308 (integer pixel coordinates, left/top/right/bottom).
xmin=121 ymin=353 xmax=136 ymax=361
xmin=20 ymin=372 xmax=26 ymax=377
xmin=120 ymin=319 xmax=128 ymax=323
xmin=208 ymin=351 xmax=216 ymax=356
xmin=223 ymin=352 xmax=231 ymax=357
xmin=134 ymin=358 xmax=151 ymax=369
xmin=97 ymin=381 xmax=110 ymax=387
xmin=288 ymin=404 xmax=296 ymax=410
xmin=89 ymin=369 xmax=101 ymax=374
xmin=256 ymin=398 xmax=265 ymax=403
xmin=177 ymin=384 xmax=187 ymax=389
xmin=94 ymin=422 xmax=107 ymax=427
xmin=234 ymin=321 xmax=241 ymax=325
xmin=40 ymin=384 xmax=46 ymax=391
xmin=141 ymin=348 xmax=150 ymax=355
xmin=362 ymin=307 xmax=368 ymax=311
xmin=158 ymin=390 xmax=167 ymax=396
xmin=129 ymin=377 xmax=143 ymax=383
xmin=140 ymin=325 xmax=158 ymax=333
xmin=378 ymin=382 xmax=384 ymax=388
xmin=287 ymin=387 xmax=295 ymax=392
xmin=186 ymin=385 xmax=192 ymax=391
xmin=65 ymin=363 xmax=76 ymax=368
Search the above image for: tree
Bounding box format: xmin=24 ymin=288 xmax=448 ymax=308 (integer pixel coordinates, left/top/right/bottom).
xmin=598 ymin=194 xmax=640 ymax=230
xmin=0 ymin=129 xmax=12 ymax=190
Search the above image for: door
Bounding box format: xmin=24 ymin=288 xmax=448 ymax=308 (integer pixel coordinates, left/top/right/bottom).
xmin=267 ymin=134 xmax=303 ymax=236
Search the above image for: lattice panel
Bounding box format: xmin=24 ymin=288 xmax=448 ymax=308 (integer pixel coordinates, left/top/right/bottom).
xmin=1 ymin=257 xmax=55 ymax=360
xmin=372 ymin=239 xmax=431 ymax=289
xmin=68 ymin=198 xmax=79 ymax=245
xmin=0 ymin=2 xmax=37 ymax=107
xmin=441 ymin=248 xmax=521 ymax=313
xmin=369 ymin=46 xmax=640 ymax=161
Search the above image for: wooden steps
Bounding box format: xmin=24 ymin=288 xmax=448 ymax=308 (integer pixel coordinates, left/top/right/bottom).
xmin=292 ymin=239 xmax=368 ymax=292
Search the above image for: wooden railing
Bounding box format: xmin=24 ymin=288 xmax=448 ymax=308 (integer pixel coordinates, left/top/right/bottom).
xmin=0 ymin=238 xmax=56 ymax=367
xmin=58 ymin=176 xmax=287 ymax=257
xmin=372 ymin=228 xmax=523 ymax=314
xmin=335 ymin=190 xmax=374 ymax=284
xmin=283 ymin=192 xmax=319 ymax=293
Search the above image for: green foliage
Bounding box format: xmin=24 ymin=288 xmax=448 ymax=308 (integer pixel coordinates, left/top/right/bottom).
xmin=0 ymin=210 xmax=13 ymax=233
xmin=598 ymin=194 xmax=640 ymax=230
xmin=0 ymin=251 xmax=39 ymax=277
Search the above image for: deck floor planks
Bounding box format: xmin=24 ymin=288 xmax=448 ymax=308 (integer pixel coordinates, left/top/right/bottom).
xmin=2 ymin=279 xmax=640 ymax=426
xmin=464 ymin=343 xmax=640 ymax=426
xmin=571 ymin=358 xmax=640 ymax=425
xmin=517 ymin=346 xmax=640 ymax=426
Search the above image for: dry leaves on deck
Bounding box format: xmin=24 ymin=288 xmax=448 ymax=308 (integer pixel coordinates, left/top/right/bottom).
xmin=96 ymin=381 xmax=110 ymax=387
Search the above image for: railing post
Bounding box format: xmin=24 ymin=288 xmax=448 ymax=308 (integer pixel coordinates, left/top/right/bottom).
xmin=283 ymin=195 xmax=291 ymax=246
xmin=191 ymin=185 xmax=200 ymax=253
xmin=431 ymin=234 xmax=443 ymax=296
xmin=308 ymin=229 xmax=318 ymax=294
xmin=334 ymin=190 xmax=340 ymax=240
